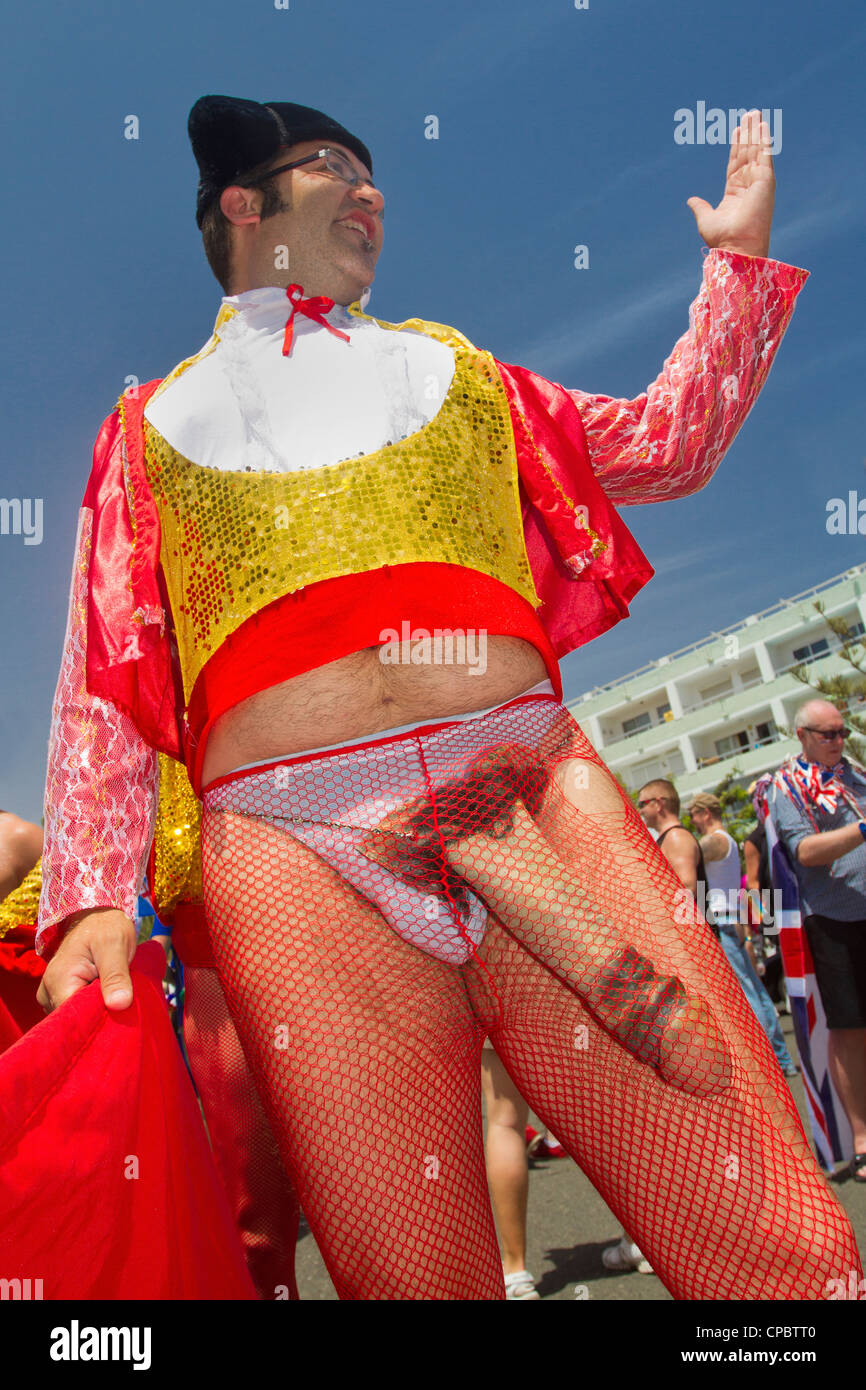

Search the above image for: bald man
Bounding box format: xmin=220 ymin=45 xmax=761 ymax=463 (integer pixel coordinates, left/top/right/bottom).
xmin=769 ymin=699 xmax=866 ymax=1179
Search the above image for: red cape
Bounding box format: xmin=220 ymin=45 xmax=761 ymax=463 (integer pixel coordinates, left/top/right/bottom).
xmin=0 ymin=942 xmax=256 ymax=1299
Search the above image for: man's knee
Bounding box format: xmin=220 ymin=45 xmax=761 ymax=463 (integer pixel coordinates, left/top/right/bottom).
xmin=551 ymin=756 xmax=625 ymax=819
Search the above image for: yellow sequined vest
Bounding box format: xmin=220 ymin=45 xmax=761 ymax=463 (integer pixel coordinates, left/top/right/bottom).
xmin=143 ymin=315 xmax=538 ymax=707
xmin=146 ymin=311 xmax=538 ymax=917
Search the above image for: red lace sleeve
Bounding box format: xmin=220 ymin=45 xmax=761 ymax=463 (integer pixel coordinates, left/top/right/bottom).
xmin=37 ymin=508 xmax=159 ymax=958
xmin=570 ymin=250 xmax=808 ymax=504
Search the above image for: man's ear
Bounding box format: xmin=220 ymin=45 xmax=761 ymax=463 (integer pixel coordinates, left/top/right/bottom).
xmin=219 ymin=184 xmax=262 ymax=227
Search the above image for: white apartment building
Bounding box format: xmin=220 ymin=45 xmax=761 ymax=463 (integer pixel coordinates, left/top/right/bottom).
xmin=569 ymin=565 xmax=866 ymax=800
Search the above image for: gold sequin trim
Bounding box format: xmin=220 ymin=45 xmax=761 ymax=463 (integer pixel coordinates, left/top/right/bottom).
xmin=152 ymin=755 xmax=203 ymax=912
xmin=0 ymin=860 xmax=43 ymax=938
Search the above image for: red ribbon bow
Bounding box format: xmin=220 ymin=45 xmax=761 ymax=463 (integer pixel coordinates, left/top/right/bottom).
xmin=282 ymin=283 xmax=351 ymax=356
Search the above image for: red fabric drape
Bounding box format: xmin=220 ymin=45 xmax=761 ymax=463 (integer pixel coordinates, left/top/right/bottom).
xmin=494 ymin=359 xmax=654 ymax=658
xmin=84 ymin=383 xmax=184 ymax=761
xmin=0 ymin=941 xmax=256 ymax=1299
xmin=0 ymin=994 xmax=23 ymax=1054
xmin=0 ymin=926 xmax=45 ymax=1043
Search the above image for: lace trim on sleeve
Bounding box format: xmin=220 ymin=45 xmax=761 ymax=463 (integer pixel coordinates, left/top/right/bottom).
xmin=37 ymin=508 xmax=159 ymax=956
xmin=571 ymin=251 xmax=808 ymax=504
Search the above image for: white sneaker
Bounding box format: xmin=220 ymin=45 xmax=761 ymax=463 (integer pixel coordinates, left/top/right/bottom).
xmin=504 ymin=1269 xmax=541 ymax=1299
xmin=601 ymin=1237 xmax=653 ymax=1275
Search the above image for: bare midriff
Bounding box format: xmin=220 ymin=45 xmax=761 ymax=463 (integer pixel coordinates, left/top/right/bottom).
xmin=201 ymin=635 xmax=549 ymax=785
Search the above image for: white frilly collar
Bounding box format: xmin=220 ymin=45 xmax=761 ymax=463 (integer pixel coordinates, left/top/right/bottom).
xmin=218 ymin=283 xmax=372 ymax=332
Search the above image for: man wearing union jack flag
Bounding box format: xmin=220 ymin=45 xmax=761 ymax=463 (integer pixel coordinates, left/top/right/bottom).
xmin=768 ymin=699 xmax=866 ymax=1182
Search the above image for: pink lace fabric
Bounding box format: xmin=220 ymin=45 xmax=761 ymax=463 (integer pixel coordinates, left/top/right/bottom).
xmin=37 ymin=508 xmax=159 ymax=958
xmin=572 ymin=249 xmax=808 ymax=503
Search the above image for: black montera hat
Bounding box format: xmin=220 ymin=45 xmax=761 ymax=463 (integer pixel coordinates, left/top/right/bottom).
xmin=189 ymin=95 xmax=374 ymax=227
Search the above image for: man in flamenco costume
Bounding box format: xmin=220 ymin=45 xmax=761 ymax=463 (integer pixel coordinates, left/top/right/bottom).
xmin=32 ymin=95 xmax=859 ymax=1299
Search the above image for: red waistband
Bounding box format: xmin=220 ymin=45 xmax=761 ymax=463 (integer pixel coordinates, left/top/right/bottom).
xmin=185 ymin=564 xmax=562 ymax=796
xmin=202 ymin=688 xmax=562 ymax=796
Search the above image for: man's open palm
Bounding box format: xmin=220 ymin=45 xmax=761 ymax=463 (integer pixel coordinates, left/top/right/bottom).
xmin=688 ymin=109 xmax=775 ymax=259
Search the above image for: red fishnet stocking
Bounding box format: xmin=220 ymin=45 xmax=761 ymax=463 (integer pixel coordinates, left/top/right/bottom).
xmin=200 ymin=696 xmax=860 ymax=1300
xmin=201 ymin=811 xmax=503 ymax=1300
xmin=182 ymin=963 xmax=301 ymax=1300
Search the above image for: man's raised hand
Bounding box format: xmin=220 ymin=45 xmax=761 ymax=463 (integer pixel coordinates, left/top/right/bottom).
xmin=36 ymin=906 xmax=136 ymax=1014
xmin=687 ymin=109 xmax=776 ymax=259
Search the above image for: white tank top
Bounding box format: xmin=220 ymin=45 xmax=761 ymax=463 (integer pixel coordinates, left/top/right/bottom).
xmin=704 ymin=831 xmax=741 ymax=924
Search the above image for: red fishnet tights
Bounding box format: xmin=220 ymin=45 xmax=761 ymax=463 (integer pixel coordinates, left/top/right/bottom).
xmin=182 ymin=964 xmax=300 ymax=1300
xmin=200 ymin=704 xmax=860 ymax=1300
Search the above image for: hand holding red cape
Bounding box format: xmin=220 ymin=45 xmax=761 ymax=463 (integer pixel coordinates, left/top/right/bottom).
xmin=0 ymin=942 xmax=256 ymax=1299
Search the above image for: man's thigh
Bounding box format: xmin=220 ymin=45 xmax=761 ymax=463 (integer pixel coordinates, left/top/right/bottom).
xmin=450 ymin=739 xmax=804 ymax=1137
xmin=474 ymin=917 xmax=858 ymax=1301
xmin=200 ymin=806 xmax=503 ymax=1298
xmin=201 ymin=808 xmax=484 ymax=1116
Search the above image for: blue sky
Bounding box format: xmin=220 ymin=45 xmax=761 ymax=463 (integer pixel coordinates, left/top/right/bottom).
xmin=2 ymin=0 xmax=865 ymax=820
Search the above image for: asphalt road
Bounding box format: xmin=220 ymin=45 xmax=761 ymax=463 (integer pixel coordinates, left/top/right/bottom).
xmin=292 ymin=1013 xmax=866 ymax=1300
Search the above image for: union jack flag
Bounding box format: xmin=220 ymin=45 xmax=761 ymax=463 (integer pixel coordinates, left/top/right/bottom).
xmin=763 ymin=795 xmax=853 ymax=1171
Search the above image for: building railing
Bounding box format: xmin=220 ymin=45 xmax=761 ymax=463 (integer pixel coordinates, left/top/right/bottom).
xmin=599 ymin=633 xmax=862 ymax=743
xmin=577 ymin=565 xmax=866 ymax=703
xmin=601 ymin=716 xmax=676 ymax=746
xmin=679 ymin=672 xmax=765 ymax=714
xmin=695 ymin=732 xmax=780 ymax=770
xmin=771 ymin=640 xmax=859 ymax=679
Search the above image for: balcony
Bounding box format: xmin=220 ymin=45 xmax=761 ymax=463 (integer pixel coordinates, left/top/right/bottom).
xmin=679 ymin=672 xmax=764 ymax=714
xmin=576 ymin=566 xmax=866 ymax=714
xmin=591 ymin=646 xmax=859 ymax=762
xmin=695 ymin=731 xmax=779 ymax=771
xmin=661 ymin=735 xmax=801 ymax=800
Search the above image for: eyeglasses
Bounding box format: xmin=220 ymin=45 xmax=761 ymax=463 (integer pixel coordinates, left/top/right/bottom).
xmin=244 ymin=147 xmax=382 ymax=200
xmin=801 ymin=726 xmax=849 ymax=741
xmin=637 ymin=797 xmax=658 ymax=809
